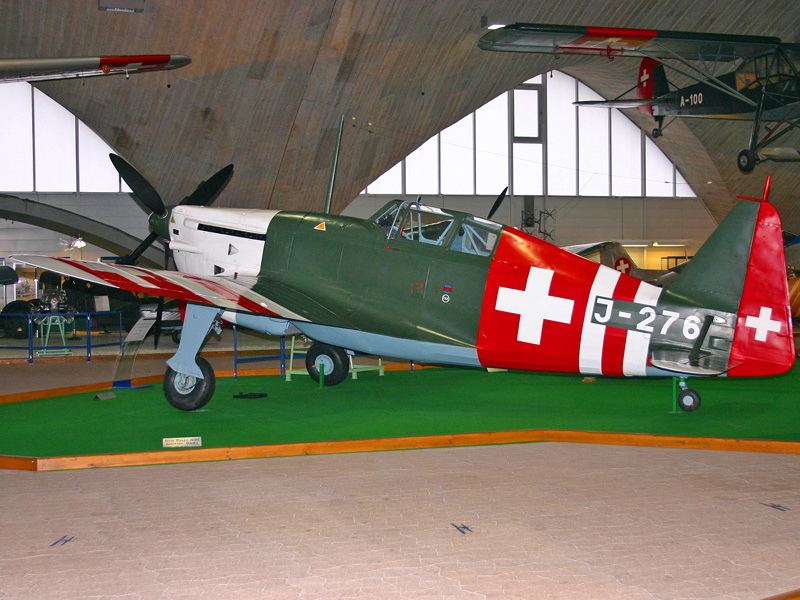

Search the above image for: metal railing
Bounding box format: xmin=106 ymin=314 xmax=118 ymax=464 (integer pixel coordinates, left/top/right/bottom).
xmin=232 ymin=326 xmax=297 ymax=378
xmin=0 ymin=311 xmax=123 ymax=363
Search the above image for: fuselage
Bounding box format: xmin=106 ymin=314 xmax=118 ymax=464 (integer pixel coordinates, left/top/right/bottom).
xmin=164 ymin=199 xmax=792 ymax=380
xmin=652 ymin=63 xmax=800 ymax=120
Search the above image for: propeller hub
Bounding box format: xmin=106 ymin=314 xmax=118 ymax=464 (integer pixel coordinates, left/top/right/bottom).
xmin=149 ymin=210 xmax=171 ymax=240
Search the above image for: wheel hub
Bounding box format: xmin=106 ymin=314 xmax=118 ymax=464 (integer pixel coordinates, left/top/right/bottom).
xmin=175 ymin=373 xmax=198 ymax=394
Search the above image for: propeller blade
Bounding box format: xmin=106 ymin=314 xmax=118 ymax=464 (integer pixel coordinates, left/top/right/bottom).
xmin=487 ymin=186 xmax=508 ymax=221
xmin=116 ymin=231 xmax=159 ymax=265
xmin=180 ymin=164 xmax=234 ymax=207
xmin=109 ymin=154 xmax=167 ymax=217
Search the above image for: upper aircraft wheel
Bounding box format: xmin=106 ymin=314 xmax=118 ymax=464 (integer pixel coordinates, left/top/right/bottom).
xmin=652 ymin=128 xmax=663 ymax=138
xmin=163 ymin=355 xmax=216 ymax=411
xmin=305 ymin=342 xmax=350 ymax=386
xmin=737 ymin=149 xmax=757 ymax=173
xmin=677 ymin=388 xmax=701 ymax=412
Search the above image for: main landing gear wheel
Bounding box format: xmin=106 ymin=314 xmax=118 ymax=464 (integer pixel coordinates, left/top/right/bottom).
xmin=305 ymin=342 xmax=349 ymax=386
xmin=163 ymin=355 xmax=215 ymax=411
xmin=677 ymin=388 xmax=701 ymax=412
xmin=737 ymin=148 xmax=757 ymax=173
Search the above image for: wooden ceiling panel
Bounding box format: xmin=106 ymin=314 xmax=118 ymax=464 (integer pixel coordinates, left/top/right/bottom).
xmin=0 ymin=0 xmax=798 ymax=232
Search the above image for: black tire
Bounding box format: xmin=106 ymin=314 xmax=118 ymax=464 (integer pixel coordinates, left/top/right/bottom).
xmin=677 ymin=388 xmax=701 ymax=412
xmin=171 ymin=329 xmax=182 ymax=344
xmin=163 ymin=355 xmax=215 ymax=411
xmin=305 ymin=342 xmax=349 ymax=386
xmin=737 ymin=148 xmax=757 ymax=173
xmin=1 ymin=300 xmax=34 ymax=339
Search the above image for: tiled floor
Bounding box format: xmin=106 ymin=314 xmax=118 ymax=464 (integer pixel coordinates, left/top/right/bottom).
xmin=2 ymin=442 xmax=799 ymax=599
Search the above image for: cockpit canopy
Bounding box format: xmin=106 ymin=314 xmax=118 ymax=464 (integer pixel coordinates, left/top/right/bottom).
xmin=371 ymin=199 xmax=503 ymax=257
xmin=736 ymin=44 xmax=800 ymax=91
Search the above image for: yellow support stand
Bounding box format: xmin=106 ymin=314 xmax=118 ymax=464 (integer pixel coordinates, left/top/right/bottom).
xmin=285 ymin=336 xmax=310 ymax=381
xmin=348 ymin=354 xmax=384 ymax=379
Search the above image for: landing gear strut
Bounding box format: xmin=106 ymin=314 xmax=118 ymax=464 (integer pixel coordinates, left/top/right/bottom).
xmin=163 ymin=303 xmax=222 ymax=411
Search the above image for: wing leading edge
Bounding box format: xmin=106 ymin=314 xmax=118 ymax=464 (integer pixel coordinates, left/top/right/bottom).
xmin=478 ymin=23 xmax=781 ymax=61
xmin=9 ymin=255 xmax=306 ymax=321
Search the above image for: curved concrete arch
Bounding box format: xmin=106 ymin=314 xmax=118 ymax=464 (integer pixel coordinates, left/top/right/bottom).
xmin=0 ymin=194 xmax=164 ymax=268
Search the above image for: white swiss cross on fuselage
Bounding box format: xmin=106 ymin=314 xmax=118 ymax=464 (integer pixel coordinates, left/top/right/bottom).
xmin=614 ymin=257 xmax=631 ymax=274
xmin=744 ymin=306 xmax=782 ymax=342
xmin=495 ymin=266 xmax=574 ymax=345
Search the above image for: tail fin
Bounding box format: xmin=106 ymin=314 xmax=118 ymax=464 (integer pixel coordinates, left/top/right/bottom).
xmin=662 ymin=179 xmax=795 ymax=377
xmin=637 ymin=57 xmax=667 ymax=116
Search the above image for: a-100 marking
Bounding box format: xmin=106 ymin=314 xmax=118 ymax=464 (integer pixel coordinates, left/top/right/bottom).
xmin=679 ymin=93 xmax=704 ymax=108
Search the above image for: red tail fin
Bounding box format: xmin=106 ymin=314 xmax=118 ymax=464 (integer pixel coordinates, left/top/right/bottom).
xmin=637 ymin=57 xmax=659 ymax=116
xmin=728 ymin=185 xmax=795 ymax=377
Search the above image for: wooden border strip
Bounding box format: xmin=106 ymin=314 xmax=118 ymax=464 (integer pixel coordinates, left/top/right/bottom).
xmin=2 ymin=428 xmax=799 ymax=472
xmin=761 ymin=588 xmax=800 ymax=600
xmin=0 ymin=363 xmax=418 ymax=405
xmin=0 ymin=455 xmax=38 ymax=471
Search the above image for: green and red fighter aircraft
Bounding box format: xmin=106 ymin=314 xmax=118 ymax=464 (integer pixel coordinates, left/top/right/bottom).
xmin=11 ymin=158 xmax=794 ymax=412
xmin=478 ymin=22 xmax=800 ymax=173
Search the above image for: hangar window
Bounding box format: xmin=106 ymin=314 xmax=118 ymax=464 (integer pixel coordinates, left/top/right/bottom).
xmin=0 ymin=82 xmax=128 ymax=193
xmin=364 ymin=70 xmax=695 ymax=200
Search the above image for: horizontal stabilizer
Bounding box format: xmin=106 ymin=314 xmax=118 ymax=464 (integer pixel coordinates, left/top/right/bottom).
xmin=758 ymin=147 xmax=800 ymax=162
xmin=651 ymin=349 xmax=734 ymax=376
xmin=575 ymin=99 xmax=658 ymax=109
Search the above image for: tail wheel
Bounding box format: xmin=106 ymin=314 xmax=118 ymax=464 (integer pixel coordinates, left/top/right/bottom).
xmin=305 ymin=342 xmax=349 ymax=386
xmin=677 ymin=388 xmax=701 ymax=412
xmin=163 ymin=355 xmax=215 ymax=411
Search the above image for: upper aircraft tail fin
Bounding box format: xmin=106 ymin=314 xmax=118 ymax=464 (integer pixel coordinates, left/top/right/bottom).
xmin=637 ymin=57 xmax=668 ymax=116
xmin=660 ymin=178 xmax=795 ymax=377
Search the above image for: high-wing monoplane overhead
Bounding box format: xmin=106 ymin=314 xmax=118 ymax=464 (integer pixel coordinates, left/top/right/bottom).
xmin=478 ymin=23 xmax=800 ymax=172
xmin=0 ymin=54 xmax=190 ymax=83
xmin=11 ymin=160 xmax=795 ymax=413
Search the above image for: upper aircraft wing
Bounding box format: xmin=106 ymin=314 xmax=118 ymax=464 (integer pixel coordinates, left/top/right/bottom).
xmin=9 ymin=255 xmax=306 ymax=320
xmin=478 ymin=23 xmax=781 ymax=61
xmin=0 ymin=54 xmax=190 ymax=83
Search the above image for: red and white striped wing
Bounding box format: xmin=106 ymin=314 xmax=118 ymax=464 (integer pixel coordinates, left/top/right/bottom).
xmin=9 ymin=255 xmax=305 ymax=320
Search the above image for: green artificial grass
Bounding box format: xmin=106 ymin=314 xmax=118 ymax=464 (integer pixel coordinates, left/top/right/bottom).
xmin=1 ymin=364 xmax=798 ymax=458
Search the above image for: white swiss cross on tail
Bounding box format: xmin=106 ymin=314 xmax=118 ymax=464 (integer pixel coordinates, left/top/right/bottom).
xmin=744 ymin=306 xmax=781 ymax=342
xmin=495 ymin=266 xmax=574 ymax=345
